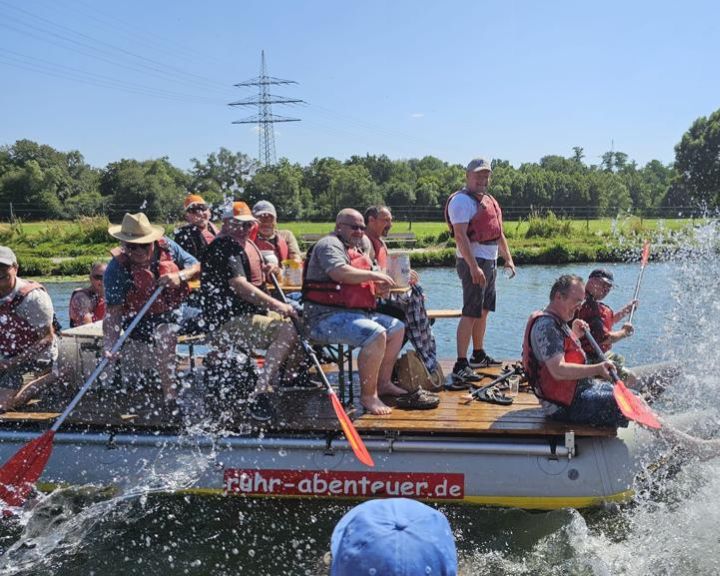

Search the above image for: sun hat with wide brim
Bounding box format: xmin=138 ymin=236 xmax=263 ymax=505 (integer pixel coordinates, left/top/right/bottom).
xmin=108 ymin=213 xmax=165 ymax=244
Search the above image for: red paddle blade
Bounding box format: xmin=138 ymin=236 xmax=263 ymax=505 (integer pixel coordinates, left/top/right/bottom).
xmin=613 ymin=381 xmax=661 ymax=429
xmin=329 ymin=392 xmax=375 ymax=467
xmin=0 ymin=430 xmax=55 ymax=509
xmin=641 ymin=241 xmax=650 ymax=266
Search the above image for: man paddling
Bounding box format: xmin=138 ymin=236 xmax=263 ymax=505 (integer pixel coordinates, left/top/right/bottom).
xmin=103 ymin=213 xmax=200 ymax=410
xmin=575 ymin=268 xmax=637 ymax=381
xmin=523 ymin=274 xmax=628 ymax=427
xmin=0 ymin=247 xmax=58 ymax=412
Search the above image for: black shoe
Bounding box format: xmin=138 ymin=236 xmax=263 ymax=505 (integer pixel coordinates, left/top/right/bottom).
xmin=469 ymin=353 xmax=502 ymax=368
xmin=450 ymin=365 xmax=482 ymax=386
xmin=247 ymin=393 xmax=275 ymax=422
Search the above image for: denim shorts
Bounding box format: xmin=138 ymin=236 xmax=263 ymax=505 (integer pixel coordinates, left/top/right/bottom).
xmin=308 ymin=311 xmax=404 ymax=348
xmin=550 ymin=381 xmax=629 ymax=428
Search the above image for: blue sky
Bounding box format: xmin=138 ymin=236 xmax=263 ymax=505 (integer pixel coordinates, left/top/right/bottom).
xmin=1 ymin=0 xmax=718 ymax=170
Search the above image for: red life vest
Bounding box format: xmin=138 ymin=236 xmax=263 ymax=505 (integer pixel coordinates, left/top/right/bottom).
xmin=254 ymin=233 xmax=289 ymax=263
xmin=575 ymin=296 xmax=614 ymax=354
xmin=111 ymin=239 xmax=190 ymax=317
xmin=444 ymin=190 xmax=503 ymax=244
xmin=69 ymin=287 xmax=106 ymax=327
xmin=522 ymin=310 xmax=587 ymax=407
xmin=367 ymin=235 xmax=388 ymax=271
xmin=303 ymin=241 xmax=377 ymax=311
xmin=0 ymin=281 xmax=47 ymax=358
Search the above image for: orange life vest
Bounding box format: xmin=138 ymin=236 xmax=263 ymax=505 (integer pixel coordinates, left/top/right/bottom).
xmin=111 ymin=239 xmax=190 ymax=317
xmin=444 ymin=189 xmax=503 ymax=244
xmin=575 ymin=295 xmax=614 ymax=354
xmin=522 ymin=310 xmax=587 ymax=407
xmin=254 ymin=233 xmax=289 ymax=263
xmin=0 ymin=281 xmax=47 ymax=357
xmin=367 ymin=235 xmax=388 ymax=271
xmin=69 ymin=287 xmax=106 ymax=327
xmin=303 ymin=242 xmax=377 ymax=310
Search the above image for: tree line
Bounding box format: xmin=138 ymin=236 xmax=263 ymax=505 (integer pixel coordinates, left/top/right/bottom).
xmin=1 ymin=107 xmax=718 ymax=223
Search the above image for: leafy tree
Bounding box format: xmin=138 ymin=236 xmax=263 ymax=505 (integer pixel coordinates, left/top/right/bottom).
xmin=671 ymin=107 xmax=720 ymax=207
xmin=243 ymin=159 xmax=306 ymax=220
xmin=0 ymin=140 xmax=100 ymax=219
xmin=189 ymin=147 xmax=258 ymax=206
xmin=100 ymin=158 xmax=188 ymax=222
xmin=328 ymin=164 xmax=382 ymax=215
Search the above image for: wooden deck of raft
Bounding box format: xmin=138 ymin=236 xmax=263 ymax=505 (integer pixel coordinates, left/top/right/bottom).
xmin=0 ymin=360 xmax=615 ymax=439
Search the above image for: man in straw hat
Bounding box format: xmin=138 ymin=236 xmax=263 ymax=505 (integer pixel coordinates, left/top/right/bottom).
xmin=103 ymin=213 xmax=200 ymax=413
xmin=174 ymin=194 xmax=219 ymax=260
xmin=200 ymin=201 xmax=304 ymax=421
xmin=0 ymin=246 xmax=58 ymax=411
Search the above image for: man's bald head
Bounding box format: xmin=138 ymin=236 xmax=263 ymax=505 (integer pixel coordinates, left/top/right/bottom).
xmin=335 ymin=209 xmax=366 ymax=246
xmin=336 ymin=208 xmax=364 ymax=225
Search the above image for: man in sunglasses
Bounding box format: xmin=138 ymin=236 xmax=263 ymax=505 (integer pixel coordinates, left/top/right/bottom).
xmin=68 ymin=262 xmax=107 ymax=327
xmin=173 ymin=194 xmax=219 ymax=260
xmin=0 ymin=246 xmax=58 ymax=411
xmin=201 ymin=202 xmax=304 ymax=421
xmin=103 ymin=213 xmax=200 ymax=412
xmin=303 ymin=209 xmax=406 ymax=415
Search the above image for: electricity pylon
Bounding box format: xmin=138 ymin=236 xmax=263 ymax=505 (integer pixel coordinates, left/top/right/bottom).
xmin=229 ymin=51 xmax=304 ymax=166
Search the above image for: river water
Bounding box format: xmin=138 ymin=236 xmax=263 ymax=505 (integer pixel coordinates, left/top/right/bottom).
xmin=1 ymin=231 xmax=719 ymax=575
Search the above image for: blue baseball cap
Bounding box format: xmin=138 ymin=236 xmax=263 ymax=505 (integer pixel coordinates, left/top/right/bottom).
xmin=330 ymin=498 xmax=457 ymax=576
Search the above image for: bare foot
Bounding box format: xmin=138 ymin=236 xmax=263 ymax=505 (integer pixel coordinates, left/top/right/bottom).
xmin=377 ymin=381 xmax=408 ymax=397
xmin=361 ymin=395 xmax=392 ymax=415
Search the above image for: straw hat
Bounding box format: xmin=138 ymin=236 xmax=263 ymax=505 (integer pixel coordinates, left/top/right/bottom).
xmin=108 ymin=213 xmax=165 ymax=244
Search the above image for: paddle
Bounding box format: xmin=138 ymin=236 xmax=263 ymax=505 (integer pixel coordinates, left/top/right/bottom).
xmin=582 ymin=327 xmax=661 ymax=429
xmin=269 ymin=273 xmax=374 ymax=468
xmin=628 ymin=240 xmax=650 ymax=325
xmin=463 ymin=366 xmax=521 ymax=405
xmin=0 ymin=286 xmax=165 ymax=511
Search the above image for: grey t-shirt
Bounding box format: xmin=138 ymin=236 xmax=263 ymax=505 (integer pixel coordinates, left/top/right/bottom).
xmin=0 ymin=277 xmax=58 ymax=362
xmin=529 ymin=314 xmax=586 ymax=414
xmin=303 ymin=233 xmax=372 ymax=323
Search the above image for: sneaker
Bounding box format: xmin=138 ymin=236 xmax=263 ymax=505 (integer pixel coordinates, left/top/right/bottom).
xmin=469 ymin=353 xmax=502 ymax=368
xmin=247 ymin=393 xmax=275 ymax=422
xmin=451 ymin=364 xmax=483 ymax=384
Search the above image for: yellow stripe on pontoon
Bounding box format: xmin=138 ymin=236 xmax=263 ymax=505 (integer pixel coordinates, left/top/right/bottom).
xmin=35 ymin=483 xmax=634 ymax=509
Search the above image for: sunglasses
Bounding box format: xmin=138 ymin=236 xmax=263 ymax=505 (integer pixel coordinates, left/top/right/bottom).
xmin=340 ymin=223 xmax=366 ymax=231
xmin=187 ymin=205 xmax=209 ymax=213
xmin=124 ymin=243 xmax=153 ymax=252
xmin=91 ymin=274 xmax=104 ymax=280
xmin=230 ymin=220 xmax=255 ymax=229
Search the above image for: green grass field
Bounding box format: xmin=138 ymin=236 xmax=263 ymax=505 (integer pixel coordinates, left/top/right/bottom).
xmin=0 ymin=215 xmax=703 ymax=277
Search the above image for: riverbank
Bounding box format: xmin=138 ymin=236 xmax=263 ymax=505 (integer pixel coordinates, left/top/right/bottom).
xmin=1 ymin=215 xmax=704 ymax=277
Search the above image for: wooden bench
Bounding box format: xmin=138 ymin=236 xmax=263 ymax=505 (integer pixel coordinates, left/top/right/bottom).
xmin=299 ymin=231 xmax=417 ymax=248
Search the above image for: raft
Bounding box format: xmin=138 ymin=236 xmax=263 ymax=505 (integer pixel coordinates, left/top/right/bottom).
xmin=0 ymin=323 xmax=675 ymax=510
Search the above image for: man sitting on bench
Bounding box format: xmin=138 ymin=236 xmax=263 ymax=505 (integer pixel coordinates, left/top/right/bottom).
xmin=303 ymin=209 xmax=406 ymax=415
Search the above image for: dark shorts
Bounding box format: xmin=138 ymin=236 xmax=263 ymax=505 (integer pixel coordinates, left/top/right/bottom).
xmin=124 ymin=311 xmax=180 ymax=344
xmin=550 ymin=381 xmax=629 ymax=428
xmin=456 ymin=257 xmax=497 ymax=318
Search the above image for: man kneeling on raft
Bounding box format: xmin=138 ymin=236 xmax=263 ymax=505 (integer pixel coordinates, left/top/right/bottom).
xmin=303 ymin=209 xmax=406 ymax=415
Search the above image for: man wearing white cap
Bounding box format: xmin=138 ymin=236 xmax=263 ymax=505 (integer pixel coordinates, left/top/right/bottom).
xmin=0 ymin=246 xmax=58 ymax=411
xmin=444 ymin=158 xmax=516 ymax=387
xmin=103 ymin=213 xmax=200 ymax=412
xmin=251 ymin=200 xmax=302 ymax=266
